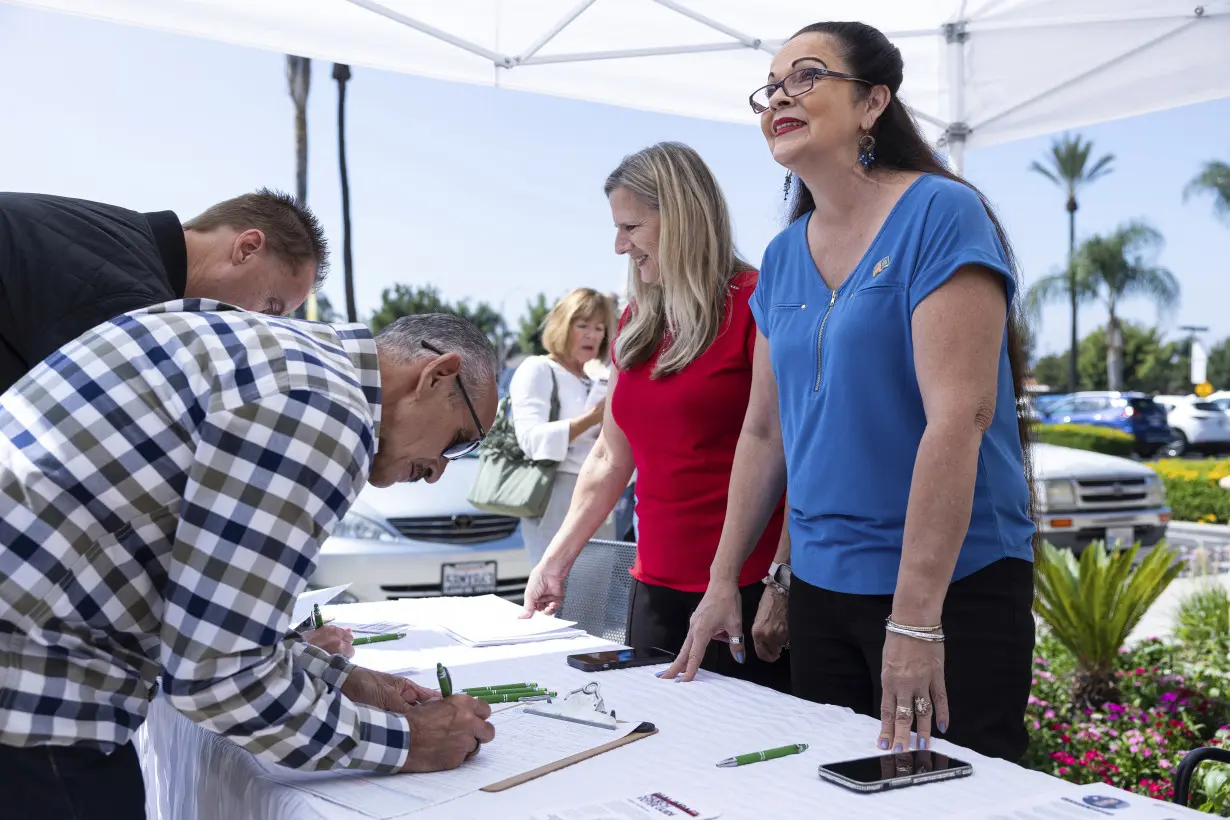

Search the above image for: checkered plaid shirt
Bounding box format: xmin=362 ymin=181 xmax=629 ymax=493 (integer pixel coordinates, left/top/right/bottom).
xmin=0 ymin=299 xmax=410 ymax=772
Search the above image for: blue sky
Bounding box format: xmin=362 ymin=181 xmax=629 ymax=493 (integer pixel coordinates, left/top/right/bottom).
xmin=2 ymin=5 xmax=1227 ymax=358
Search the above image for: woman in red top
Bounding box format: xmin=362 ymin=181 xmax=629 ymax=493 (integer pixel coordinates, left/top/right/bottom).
xmin=521 ymin=141 xmax=790 ymax=691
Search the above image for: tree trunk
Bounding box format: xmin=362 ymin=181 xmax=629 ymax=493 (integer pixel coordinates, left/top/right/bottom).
xmin=287 ymin=55 xmax=313 ymax=320
xmin=1106 ymin=312 xmax=1124 ymax=392
xmin=1066 ymin=196 xmax=1078 ymax=393
xmin=333 ymin=63 xmax=357 ymax=323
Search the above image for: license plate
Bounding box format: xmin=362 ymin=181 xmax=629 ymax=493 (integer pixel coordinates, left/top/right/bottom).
xmin=1105 ymin=527 xmax=1134 ymax=548
xmin=441 ymin=561 xmax=497 ymax=596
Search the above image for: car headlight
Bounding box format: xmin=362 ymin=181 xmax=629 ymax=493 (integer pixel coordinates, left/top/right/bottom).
xmin=1038 ymin=479 xmax=1078 ymax=511
xmin=1144 ymin=474 xmax=1166 ymax=507
xmin=331 ymin=512 xmax=402 ymax=542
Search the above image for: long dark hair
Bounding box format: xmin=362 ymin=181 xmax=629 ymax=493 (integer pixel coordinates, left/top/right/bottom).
xmin=785 ymin=21 xmax=1035 ymax=519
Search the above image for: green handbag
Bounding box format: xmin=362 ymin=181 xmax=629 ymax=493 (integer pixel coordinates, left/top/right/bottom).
xmin=467 ymin=367 xmax=561 ymax=518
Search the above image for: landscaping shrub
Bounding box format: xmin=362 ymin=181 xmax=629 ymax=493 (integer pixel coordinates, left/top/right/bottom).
xmin=1152 ymin=459 xmax=1230 ymax=524
xmin=1035 ymin=423 xmax=1136 ymax=457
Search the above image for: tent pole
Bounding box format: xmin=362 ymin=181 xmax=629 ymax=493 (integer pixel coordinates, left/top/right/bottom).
xmin=943 ymin=20 xmax=969 ymax=175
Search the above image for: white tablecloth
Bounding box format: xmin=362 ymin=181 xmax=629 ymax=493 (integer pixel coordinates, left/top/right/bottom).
xmin=139 ymin=599 xmax=1082 ymax=820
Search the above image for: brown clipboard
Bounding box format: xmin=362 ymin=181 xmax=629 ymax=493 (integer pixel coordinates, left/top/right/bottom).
xmin=480 ymin=721 xmax=658 ymax=793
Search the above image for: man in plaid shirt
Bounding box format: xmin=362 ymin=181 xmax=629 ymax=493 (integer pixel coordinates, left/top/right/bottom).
xmin=0 ymin=299 xmax=499 ymax=818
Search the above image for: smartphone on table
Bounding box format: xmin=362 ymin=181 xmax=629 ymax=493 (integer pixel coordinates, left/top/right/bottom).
xmin=817 ymin=751 xmax=972 ymax=793
xmin=566 ymin=647 xmax=675 ymax=672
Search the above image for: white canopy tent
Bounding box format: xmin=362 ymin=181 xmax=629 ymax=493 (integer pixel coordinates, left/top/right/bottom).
xmin=7 ymin=0 xmax=1229 ymax=170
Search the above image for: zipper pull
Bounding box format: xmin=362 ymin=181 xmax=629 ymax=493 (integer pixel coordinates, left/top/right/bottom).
xmin=828 ymin=290 xmax=837 ymax=306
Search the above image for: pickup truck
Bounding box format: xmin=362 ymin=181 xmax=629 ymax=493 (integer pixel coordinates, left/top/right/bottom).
xmin=1033 ymin=442 xmax=1169 ymax=552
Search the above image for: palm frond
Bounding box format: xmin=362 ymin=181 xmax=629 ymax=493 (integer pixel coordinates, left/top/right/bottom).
xmin=1034 ymin=540 xmax=1184 ymax=679
xmin=1183 ymin=160 xmax=1230 ymax=219
xmin=1028 ymin=160 xmax=1061 ymax=186
xmin=1033 ymin=133 xmax=1115 ymax=196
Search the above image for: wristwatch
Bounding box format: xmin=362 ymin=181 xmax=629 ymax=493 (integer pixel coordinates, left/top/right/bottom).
xmin=763 ymin=561 xmax=792 ymax=595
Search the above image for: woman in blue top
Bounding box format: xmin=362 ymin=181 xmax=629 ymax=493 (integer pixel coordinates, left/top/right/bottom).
xmin=660 ymin=21 xmax=1036 ymax=762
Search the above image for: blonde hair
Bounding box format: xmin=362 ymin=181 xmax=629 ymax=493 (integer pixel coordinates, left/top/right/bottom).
xmin=604 ymin=142 xmax=752 ymax=378
xmin=541 ymin=288 xmax=616 ymax=364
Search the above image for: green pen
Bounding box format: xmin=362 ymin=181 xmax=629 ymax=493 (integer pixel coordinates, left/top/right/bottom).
xmin=462 ymin=683 xmax=538 ymax=694
xmin=437 ymin=663 xmax=453 ymax=697
xmin=716 ymin=743 xmax=809 ymax=768
xmin=463 ymin=686 xmax=543 ymax=696
xmin=469 ymin=687 xmax=549 ymax=699
xmin=351 ymin=631 xmax=405 ymax=646
xmin=476 ymin=691 xmax=557 ymax=704
xmin=312 ymin=604 xmax=324 ymax=629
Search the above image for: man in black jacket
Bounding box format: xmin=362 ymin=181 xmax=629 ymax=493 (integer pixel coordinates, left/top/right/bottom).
xmin=0 ymin=187 xmax=328 ymax=394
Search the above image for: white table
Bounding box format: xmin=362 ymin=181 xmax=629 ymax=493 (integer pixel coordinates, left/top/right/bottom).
xmin=139 ymin=598 xmax=1082 ymax=820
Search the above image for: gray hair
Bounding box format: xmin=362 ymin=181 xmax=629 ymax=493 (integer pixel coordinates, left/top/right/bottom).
xmin=374 ymin=313 xmax=498 ymax=401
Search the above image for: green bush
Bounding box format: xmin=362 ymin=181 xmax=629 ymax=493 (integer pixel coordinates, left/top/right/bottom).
xmin=1152 ymin=459 xmax=1230 ymax=524
xmin=1034 ymin=423 xmax=1136 ymax=457
xmin=1175 ymin=584 xmax=1230 ymax=648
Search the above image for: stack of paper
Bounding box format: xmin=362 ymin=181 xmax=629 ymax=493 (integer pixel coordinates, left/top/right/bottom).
xmin=430 ymin=595 xmax=586 ymax=647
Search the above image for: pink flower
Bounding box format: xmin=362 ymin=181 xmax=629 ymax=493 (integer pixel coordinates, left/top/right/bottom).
xmin=1159 ymin=759 xmax=1172 ymax=769
xmin=1142 ymin=748 xmax=1152 ymax=758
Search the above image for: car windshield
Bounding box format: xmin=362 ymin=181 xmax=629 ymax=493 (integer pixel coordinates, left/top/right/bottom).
xmin=1193 ymin=401 xmax=1220 ymax=412
xmin=1129 ymin=398 xmax=1160 ymax=412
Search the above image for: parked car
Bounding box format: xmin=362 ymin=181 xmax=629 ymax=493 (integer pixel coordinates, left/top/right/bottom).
xmin=309 ymin=389 xmax=638 ymax=604
xmin=1033 ymin=442 xmax=1169 ymax=553
xmin=1036 ymin=391 xmax=1171 ymax=457
xmin=1153 ymin=394 xmax=1230 ymax=456
xmin=311 ymin=453 xmax=533 ymax=603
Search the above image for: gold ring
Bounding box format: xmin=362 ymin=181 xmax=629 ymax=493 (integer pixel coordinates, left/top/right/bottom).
xmin=895 ymin=704 xmax=914 ymax=719
xmin=914 ymin=697 xmax=932 ymax=716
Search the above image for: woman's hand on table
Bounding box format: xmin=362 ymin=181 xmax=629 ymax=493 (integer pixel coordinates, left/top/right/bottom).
xmin=303 ymin=625 xmax=354 ymax=658
xmin=879 ymin=631 xmax=950 ymax=752
xmin=401 ymin=696 xmax=495 ymax=772
xmin=659 ymin=581 xmax=743 ymax=682
xmin=520 ymin=556 xmax=570 ymax=617
xmin=751 ymin=586 xmax=788 ymax=662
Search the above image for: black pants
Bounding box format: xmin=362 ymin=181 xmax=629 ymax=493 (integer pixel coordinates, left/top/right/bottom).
xmin=0 ymin=740 xmax=146 ymax=819
xmin=627 ymin=579 xmax=792 ymax=694
xmin=788 ymin=558 xmax=1035 ymax=762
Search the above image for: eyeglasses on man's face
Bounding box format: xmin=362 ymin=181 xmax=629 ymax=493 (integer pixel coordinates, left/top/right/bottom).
xmin=420 ymin=341 xmax=485 ymax=460
xmin=749 ymin=66 xmax=869 ymax=114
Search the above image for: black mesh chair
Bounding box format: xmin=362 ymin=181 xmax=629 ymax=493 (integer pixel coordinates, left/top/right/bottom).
xmin=558 ymin=539 xmax=638 ymax=644
xmin=1173 ymin=746 xmax=1230 ymax=807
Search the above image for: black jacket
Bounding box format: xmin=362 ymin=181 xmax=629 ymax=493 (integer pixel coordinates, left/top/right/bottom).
xmin=0 ymin=193 xmax=187 ymax=394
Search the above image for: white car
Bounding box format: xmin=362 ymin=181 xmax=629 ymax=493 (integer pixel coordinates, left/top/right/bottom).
xmin=310 ymin=454 xmax=534 ymax=603
xmin=1034 ymin=442 xmax=1169 ymax=552
xmin=1154 ymin=394 xmax=1230 ymax=456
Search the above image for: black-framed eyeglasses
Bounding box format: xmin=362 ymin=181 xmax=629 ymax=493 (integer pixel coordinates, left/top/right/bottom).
xmin=421 ymin=340 xmax=485 ymax=460
xmin=749 ymin=66 xmax=869 ymax=114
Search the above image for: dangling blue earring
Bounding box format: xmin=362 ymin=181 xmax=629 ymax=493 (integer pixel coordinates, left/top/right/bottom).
xmin=783 ymin=171 xmax=792 ymax=200
xmin=857 ymin=134 xmax=876 ymax=169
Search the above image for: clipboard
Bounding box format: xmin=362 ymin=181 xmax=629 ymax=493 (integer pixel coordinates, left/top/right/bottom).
xmin=480 ymin=721 xmax=658 ymax=793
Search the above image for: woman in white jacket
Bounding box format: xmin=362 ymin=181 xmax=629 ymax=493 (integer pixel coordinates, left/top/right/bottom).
xmin=510 ymin=288 xmax=618 ymax=566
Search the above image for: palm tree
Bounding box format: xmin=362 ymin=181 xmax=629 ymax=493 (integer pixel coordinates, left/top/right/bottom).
xmin=1033 ymin=540 xmax=1183 ymax=711
xmin=1029 ymin=134 xmax=1115 ymax=393
xmin=333 ymin=63 xmax=357 ymax=323
xmin=1183 ymin=156 xmax=1230 ymax=224
xmin=286 ymin=55 xmax=315 ymax=320
xmin=1027 ymin=221 xmax=1179 ymax=391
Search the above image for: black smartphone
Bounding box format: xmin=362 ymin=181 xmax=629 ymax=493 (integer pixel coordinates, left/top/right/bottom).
xmin=566 ymin=647 xmax=675 ymax=672
xmin=817 ymin=751 xmax=972 ymax=793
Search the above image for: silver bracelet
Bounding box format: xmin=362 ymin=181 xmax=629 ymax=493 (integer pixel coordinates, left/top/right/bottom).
xmin=885 ymin=622 xmax=946 ymax=642
xmin=885 ymin=617 xmax=942 ymax=632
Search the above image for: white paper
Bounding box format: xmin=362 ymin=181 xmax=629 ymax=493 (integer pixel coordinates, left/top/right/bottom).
xmin=429 ymin=595 xmax=584 ymax=647
xmin=527 ymin=792 xmax=719 ymax=820
xmin=292 ymin=584 xmax=352 ymax=627
xmin=957 ymin=783 xmax=1208 ymax=819
xmin=258 ymin=707 xmax=639 ymax=818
